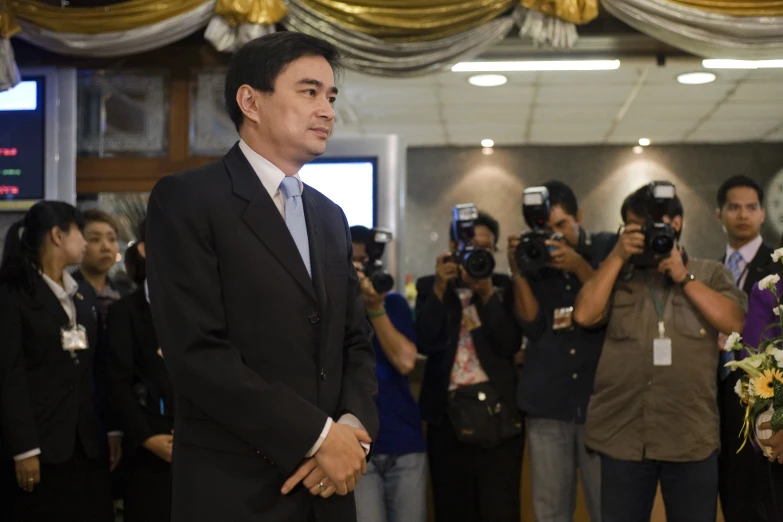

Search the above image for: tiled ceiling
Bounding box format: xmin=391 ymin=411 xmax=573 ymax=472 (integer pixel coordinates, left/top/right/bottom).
xmin=334 ymin=60 xmax=783 ymax=146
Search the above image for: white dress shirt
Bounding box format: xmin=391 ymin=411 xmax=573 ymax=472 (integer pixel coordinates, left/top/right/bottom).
xmin=724 ymin=235 xmax=763 ymax=288
xmin=238 ymin=140 xmax=368 ymax=458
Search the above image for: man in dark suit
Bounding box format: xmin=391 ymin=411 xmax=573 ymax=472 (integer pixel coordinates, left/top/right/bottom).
xmin=146 ymin=33 xmax=378 ymax=522
xmin=716 ymin=175 xmax=775 ymax=522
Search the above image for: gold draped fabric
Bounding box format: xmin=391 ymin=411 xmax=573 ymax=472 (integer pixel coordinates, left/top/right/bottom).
xmin=10 ymin=0 xmax=212 ymax=34
xmin=215 ymin=0 xmax=286 ymax=25
xmin=520 ymin=0 xmax=598 ymax=24
xmin=1 ymin=0 xmax=20 ymax=39
xmin=296 ymin=0 xmax=516 ymax=42
xmin=661 ymin=0 xmax=783 ymax=16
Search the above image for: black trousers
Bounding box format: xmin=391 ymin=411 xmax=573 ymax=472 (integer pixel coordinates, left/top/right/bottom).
xmin=123 ymin=447 xmax=171 ymax=522
xmin=768 ymin=461 xmax=783 ymax=522
xmin=719 ymin=372 xmax=775 ymax=522
xmin=2 ymin=443 xmax=113 ymax=522
xmin=427 ymin=419 xmax=524 ymax=522
xmin=601 ymin=451 xmax=718 ymax=522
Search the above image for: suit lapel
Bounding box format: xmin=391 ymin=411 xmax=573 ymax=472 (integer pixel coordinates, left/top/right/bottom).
xmin=224 ymin=144 xmax=317 ymax=302
xmin=744 ymin=244 xmax=773 ymax=294
xmin=303 ymin=188 xmax=327 ymax=311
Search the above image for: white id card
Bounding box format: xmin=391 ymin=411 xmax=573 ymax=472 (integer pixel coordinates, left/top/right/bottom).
xmin=653 ymin=338 xmax=672 ymax=366
xmin=61 ymin=324 xmax=88 ymax=352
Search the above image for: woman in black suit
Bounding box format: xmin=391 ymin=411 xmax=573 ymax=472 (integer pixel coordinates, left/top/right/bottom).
xmin=108 ymin=220 xmax=174 ymax=522
xmin=0 ymin=201 xmax=115 ymax=522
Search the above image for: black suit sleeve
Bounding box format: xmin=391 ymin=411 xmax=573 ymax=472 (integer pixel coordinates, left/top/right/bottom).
xmin=107 ymin=303 xmax=155 ymax=449
xmin=414 ymin=277 xmax=451 ymax=355
xmin=146 ymin=175 xmax=328 ymax=474
xmin=91 ymin=293 xmax=120 ymax=434
xmin=0 ymin=288 xmax=40 ymax=457
xmin=477 ymin=279 xmax=523 ymax=357
xmin=336 ymin=212 xmax=378 ymax=439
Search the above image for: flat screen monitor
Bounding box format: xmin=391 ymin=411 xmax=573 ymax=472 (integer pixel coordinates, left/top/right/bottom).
xmin=299 ymin=157 xmax=376 ymax=228
xmin=0 ymin=78 xmax=46 ymax=209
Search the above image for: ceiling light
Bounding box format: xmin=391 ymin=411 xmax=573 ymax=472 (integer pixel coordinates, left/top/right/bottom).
xmin=638 ymin=138 xmax=651 ymax=147
xmin=633 ymin=146 xmax=644 ymax=154
xmin=468 ymin=74 xmax=507 ymax=87
xmin=452 ymin=60 xmax=621 ymax=72
xmin=677 ymin=71 xmax=717 ymax=85
xmin=702 ymin=59 xmax=783 ymax=69
xmin=481 ymin=139 xmax=495 ymax=148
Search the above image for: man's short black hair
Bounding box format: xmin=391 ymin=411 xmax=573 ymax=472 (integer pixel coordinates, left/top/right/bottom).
xmin=224 ymin=32 xmax=341 ymax=132
xmin=621 ymin=184 xmax=684 ymax=222
xmin=717 ymin=175 xmax=764 ymax=208
xmin=543 ymin=180 xmax=579 ymax=217
xmin=449 ymin=211 xmax=500 ymax=247
xmin=350 ymin=225 xmax=372 ymax=245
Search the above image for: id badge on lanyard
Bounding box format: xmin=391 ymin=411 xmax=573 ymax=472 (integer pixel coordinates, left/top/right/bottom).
xmin=61 ymin=324 xmax=88 ymax=352
xmin=646 ymin=272 xmax=672 ymax=367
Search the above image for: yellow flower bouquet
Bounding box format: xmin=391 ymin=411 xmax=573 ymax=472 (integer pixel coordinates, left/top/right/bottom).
xmin=724 ymin=271 xmax=783 ymax=455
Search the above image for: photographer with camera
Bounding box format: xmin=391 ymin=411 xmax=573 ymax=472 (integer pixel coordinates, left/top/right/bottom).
xmin=573 ymin=182 xmax=746 ymax=522
xmin=415 ymin=207 xmax=524 ymax=522
xmin=349 ymin=226 xmax=426 ymax=522
xmin=509 ymin=181 xmax=616 ymax=522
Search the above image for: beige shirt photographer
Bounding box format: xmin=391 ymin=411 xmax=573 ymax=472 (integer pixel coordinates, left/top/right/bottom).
xmin=585 ymin=259 xmax=746 ymax=462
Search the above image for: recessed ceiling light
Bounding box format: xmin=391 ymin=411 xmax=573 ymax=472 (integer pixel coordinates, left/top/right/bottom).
xmin=702 ymin=59 xmax=783 ymax=69
xmin=633 ymin=146 xmax=644 ymax=154
xmin=468 ymin=74 xmax=507 ymax=87
xmin=452 ymin=60 xmax=621 ymax=72
xmin=677 ymin=72 xmax=717 ymax=85
xmin=481 ymin=139 xmax=495 ymax=148
xmin=638 ymin=138 xmax=651 ymax=147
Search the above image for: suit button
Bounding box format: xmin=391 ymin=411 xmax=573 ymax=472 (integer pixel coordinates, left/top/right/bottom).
xmin=309 ymin=312 xmax=320 ymax=324
xmin=320 ymin=369 xmax=327 ymax=380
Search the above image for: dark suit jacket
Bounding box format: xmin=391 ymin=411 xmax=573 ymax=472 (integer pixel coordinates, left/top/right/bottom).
xmin=414 ymin=274 xmax=522 ymax=425
xmin=146 ymin=143 xmax=378 ymax=522
xmin=108 ymin=290 xmax=174 ymax=453
xmin=0 ymin=277 xmax=108 ymax=464
xmin=718 ymin=241 xmax=774 ymax=522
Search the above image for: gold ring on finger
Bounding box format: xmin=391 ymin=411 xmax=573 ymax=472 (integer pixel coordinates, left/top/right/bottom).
xmin=318 ymin=481 xmax=326 ymax=492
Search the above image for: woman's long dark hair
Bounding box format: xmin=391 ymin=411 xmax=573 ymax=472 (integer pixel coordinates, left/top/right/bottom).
xmin=0 ymin=201 xmax=84 ymax=294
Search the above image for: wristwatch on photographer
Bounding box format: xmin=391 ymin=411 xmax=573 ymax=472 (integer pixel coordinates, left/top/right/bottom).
xmin=679 ymin=273 xmax=696 ymax=288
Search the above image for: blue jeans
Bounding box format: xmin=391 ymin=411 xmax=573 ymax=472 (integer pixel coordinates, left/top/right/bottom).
xmin=527 ymin=418 xmax=602 ymax=522
xmin=354 ymin=452 xmax=428 ymax=522
xmin=600 ymin=451 xmax=718 ymax=522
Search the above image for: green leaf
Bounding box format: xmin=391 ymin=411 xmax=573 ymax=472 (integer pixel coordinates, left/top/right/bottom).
xmin=772 ymin=408 xmax=783 ymax=432
xmin=775 ymin=380 xmax=783 ymax=409
xmin=751 ymin=398 xmax=772 ymax=418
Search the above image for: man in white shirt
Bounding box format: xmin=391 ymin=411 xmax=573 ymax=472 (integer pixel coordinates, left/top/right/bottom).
xmin=716 ymin=175 xmax=775 ymax=522
xmin=146 ymin=32 xmax=377 ymax=522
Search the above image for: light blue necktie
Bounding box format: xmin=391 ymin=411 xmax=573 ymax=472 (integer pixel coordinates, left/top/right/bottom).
xmin=280 ymin=177 xmax=312 ymax=278
xmin=720 ymin=250 xmax=744 ymax=380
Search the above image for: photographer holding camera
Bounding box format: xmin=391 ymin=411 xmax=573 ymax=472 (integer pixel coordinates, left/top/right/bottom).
xmin=349 ymin=226 xmax=427 ymax=522
xmin=415 ymin=207 xmax=524 ymax=522
xmin=573 ymin=182 xmax=746 ymax=522
xmin=510 ymin=181 xmax=616 ymax=522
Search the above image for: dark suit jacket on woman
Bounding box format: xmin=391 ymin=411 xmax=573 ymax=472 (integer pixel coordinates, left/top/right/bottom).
xmin=0 ymin=276 xmax=109 ymax=464
xmin=108 ymin=289 xmax=174 ymax=452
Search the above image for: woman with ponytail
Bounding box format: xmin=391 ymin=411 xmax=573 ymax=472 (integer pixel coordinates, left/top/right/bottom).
xmin=0 ymin=201 xmax=115 ymax=522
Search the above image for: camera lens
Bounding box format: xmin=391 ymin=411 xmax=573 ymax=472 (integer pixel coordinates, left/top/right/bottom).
xmin=465 ymin=250 xmax=496 ymax=279
xmin=650 ymin=234 xmax=674 ymax=255
xmin=371 ymin=270 xmax=395 ymax=294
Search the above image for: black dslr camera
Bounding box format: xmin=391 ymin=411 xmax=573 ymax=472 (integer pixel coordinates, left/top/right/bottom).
xmin=363 ymin=228 xmax=395 ymax=294
xmin=515 ymin=187 xmax=564 ymax=272
xmin=451 ymin=203 xmax=496 ymax=279
xmin=631 ymin=181 xmax=677 ymax=267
